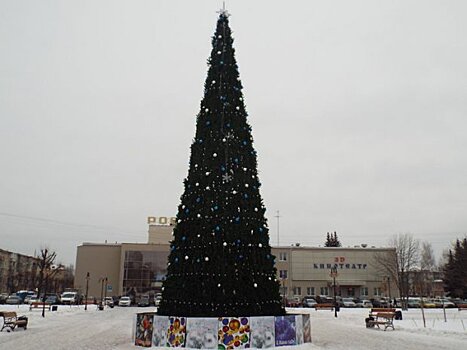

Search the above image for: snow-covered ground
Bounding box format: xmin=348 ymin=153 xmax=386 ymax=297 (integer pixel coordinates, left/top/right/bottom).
xmin=0 ymin=304 xmax=466 ymax=349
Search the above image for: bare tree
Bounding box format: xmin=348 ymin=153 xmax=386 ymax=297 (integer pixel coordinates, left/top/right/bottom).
xmin=414 ymin=241 xmax=437 ymax=297
xmin=420 ymin=241 xmax=436 ymax=271
xmin=36 ymin=248 xmax=62 ymax=317
xmin=373 ymin=233 xmax=420 ymax=309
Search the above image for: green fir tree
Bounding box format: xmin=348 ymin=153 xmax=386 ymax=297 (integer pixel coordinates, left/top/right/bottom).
xmin=324 ymin=231 xmax=342 ymax=247
xmin=443 ymin=238 xmax=467 ymax=298
xmin=158 ymin=11 xmax=284 ymax=317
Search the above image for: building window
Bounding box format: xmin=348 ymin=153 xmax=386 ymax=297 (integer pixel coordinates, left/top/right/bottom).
xmin=279 ymin=270 xmax=288 ymax=279
xmin=306 ymin=287 xmax=315 ymax=296
xmin=374 ymin=287 xmax=381 ymax=296
xmin=281 ymin=287 xmax=288 ymax=296
xmin=293 ymin=287 xmax=301 ymax=296
xmin=347 ymin=287 xmax=355 ymax=297
xmin=320 ymin=287 xmax=329 ymax=296
xmin=123 ymin=250 xmax=168 ymax=296
xmin=361 ymin=287 xmax=368 ymax=296
xmin=279 ymin=252 xmax=288 ymax=261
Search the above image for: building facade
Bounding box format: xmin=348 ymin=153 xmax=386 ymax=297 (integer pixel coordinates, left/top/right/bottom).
xmin=74 ymin=219 xmax=174 ymax=300
xmin=75 ymin=218 xmax=399 ymax=301
xmin=274 ymin=245 xmax=398 ymax=300
xmin=0 ymin=249 xmax=40 ymax=294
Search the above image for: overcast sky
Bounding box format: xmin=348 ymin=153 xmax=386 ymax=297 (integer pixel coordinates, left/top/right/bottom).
xmin=1 ymin=0 xmax=466 ymax=266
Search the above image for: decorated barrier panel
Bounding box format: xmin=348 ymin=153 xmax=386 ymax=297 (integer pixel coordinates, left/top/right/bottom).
xmin=134 ymin=313 xmax=311 ymax=348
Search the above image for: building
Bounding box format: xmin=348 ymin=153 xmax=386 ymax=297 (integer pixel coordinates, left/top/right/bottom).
xmin=74 ymin=217 xmax=174 ymax=300
xmin=75 ymin=217 xmax=400 ymax=301
xmin=0 ymin=249 xmax=40 ymax=294
xmin=274 ymin=245 xmax=398 ymax=300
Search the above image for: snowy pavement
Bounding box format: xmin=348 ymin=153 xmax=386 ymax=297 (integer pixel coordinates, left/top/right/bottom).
xmin=0 ymin=305 xmax=466 ymax=349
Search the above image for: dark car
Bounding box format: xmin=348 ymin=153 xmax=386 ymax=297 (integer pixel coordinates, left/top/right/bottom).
xmin=45 ymin=295 xmax=60 ymax=305
xmin=138 ymin=295 xmax=150 ymax=307
xmin=6 ymin=295 xmax=22 ymax=304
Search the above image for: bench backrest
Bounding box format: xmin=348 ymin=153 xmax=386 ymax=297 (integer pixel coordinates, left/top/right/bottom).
xmin=0 ymin=311 xmax=17 ymax=318
xmin=371 ymin=308 xmax=396 ymax=313
xmin=316 ymin=303 xmax=333 ymax=307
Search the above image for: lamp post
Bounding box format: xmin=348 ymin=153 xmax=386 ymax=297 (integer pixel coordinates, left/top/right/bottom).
xmin=99 ymin=277 xmax=107 ymax=310
xmin=281 ymin=277 xmax=287 ymax=308
xmin=84 ymin=272 xmax=90 ymax=311
xmin=104 ymin=277 xmax=108 ymax=302
xmin=386 ymin=276 xmax=391 ymax=305
xmin=330 ymin=267 xmax=338 ymax=318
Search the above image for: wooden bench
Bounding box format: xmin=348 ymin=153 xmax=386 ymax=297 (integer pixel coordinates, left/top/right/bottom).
xmin=315 ymin=303 xmax=334 ymax=310
xmin=29 ymin=301 xmax=51 ymax=311
xmin=0 ymin=311 xmax=28 ymax=332
xmin=458 ymin=304 xmax=467 ymax=311
xmin=366 ymin=312 xmax=395 ymax=331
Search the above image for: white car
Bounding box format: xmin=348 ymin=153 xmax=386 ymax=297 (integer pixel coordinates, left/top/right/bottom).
xmin=357 ymin=300 xmax=373 ymax=308
xmin=118 ymin=296 xmax=131 ymax=307
xmin=433 ymin=298 xmax=456 ymax=308
xmin=302 ymin=298 xmax=317 ymax=308
xmin=341 ymin=298 xmax=357 ymax=307
xmin=61 ymin=292 xmax=78 ymax=304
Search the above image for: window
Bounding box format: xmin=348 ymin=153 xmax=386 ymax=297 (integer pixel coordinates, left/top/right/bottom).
xmin=293 ymin=287 xmax=301 ymax=296
xmin=279 ymin=252 xmax=288 ymax=261
xmin=279 ymin=270 xmax=288 ymax=279
xmin=306 ymin=287 xmax=315 ymax=296
xmin=123 ymin=250 xmax=167 ymax=296
xmin=361 ymin=287 xmax=368 ymax=296
xmin=374 ymin=287 xmax=381 ymax=296
xmin=347 ymin=287 xmax=355 ymax=297
xmin=320 ymin=287 xmax=329 ymax=296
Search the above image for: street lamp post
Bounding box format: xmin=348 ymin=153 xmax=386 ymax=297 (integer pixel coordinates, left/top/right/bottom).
xmin=330 ymin=267 xmax=338 ymax=318
xmin=281 ymin=277 xmax=287 ymax=308
xmin=84 ymin=272 xmax=90 ymax=311
xmin=99 ymin=277 xmax=107 ymax=310
xmin=104 ymin=277 xmax=108 ymax=302
xmin=386 ymin=276 xmax=391 ymax=305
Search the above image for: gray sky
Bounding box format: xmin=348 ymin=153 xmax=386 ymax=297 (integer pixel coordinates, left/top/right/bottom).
xmin=1 ymin=0 xmax=466 ymax=266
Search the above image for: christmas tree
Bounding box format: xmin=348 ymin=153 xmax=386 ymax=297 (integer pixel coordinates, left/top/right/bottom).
xmin=158 ymin=10 xmax=284 ymax=317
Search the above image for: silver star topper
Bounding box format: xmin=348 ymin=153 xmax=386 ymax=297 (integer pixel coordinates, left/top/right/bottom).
xmin=217 ymin=2 xmax=230 ymax=17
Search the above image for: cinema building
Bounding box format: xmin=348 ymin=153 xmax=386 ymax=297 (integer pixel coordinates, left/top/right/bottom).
xmin=74 ymin=217 xmax=398 ymax=301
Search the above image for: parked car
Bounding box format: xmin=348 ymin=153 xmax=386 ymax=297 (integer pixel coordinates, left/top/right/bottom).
xmin=6 ymin=295 xmax=22 ymax=304
xmin=433 ymin=298 xmax=456 ymax=308
xmin=45 ymin=295 xmax=60 ymax=305
xmin=407 ymin=298 xmax=421 ymax=308
xmin=28 ymin=297 xmax=42 ymax=304
xmin=118 ymin=296 xmax=132 ymax=307
xmin=154 ymin=294 xmax=162 ymax=307
xmin=420 ymin=299 xmax=436 ymax=308
xmin=24 ymin=294 xmax=37 ymax=304
xmin=104 ymin=297 xmax=114 ymax=308
xmin=285 ymin=297 xmax=301 ymax=307
xmin=357 ymin=300 xmax=373 ymax=308
xmin=138 ymin=295 xmax=150 ymax=307
xmin=302 ymin=297 xmax=317 ymax=308
xmin=341 ymin=298 xmax=357 ymax=307
xmin=0 ymin=293 xmax=9 ymax=304
xmin=371 ymin=297 xmax=390 ymax=308
xmin=61 ymin=292 xmax=78 ymax=305
xmin=316 ymin=295 xmax=334 ymax=304
xmin=16 ymin=290 xmax=35 ymax=303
